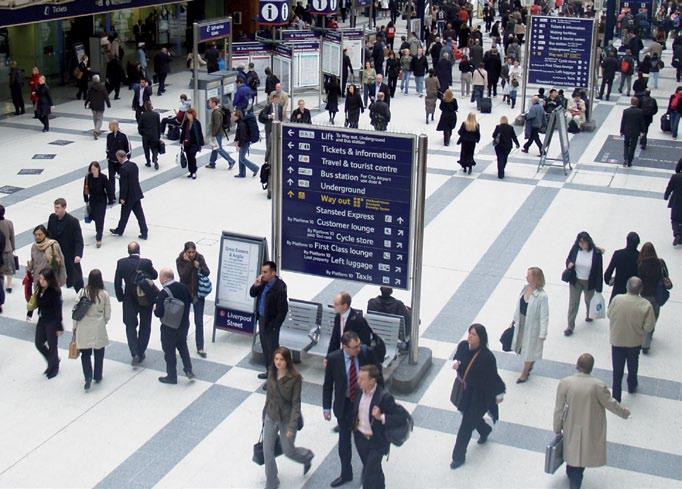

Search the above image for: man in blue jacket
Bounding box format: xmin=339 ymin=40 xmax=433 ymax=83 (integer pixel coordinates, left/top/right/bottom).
xmin=233 ymin=78 xmax=253 ymax=113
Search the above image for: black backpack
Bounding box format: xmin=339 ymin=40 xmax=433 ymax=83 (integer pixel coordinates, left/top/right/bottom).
xmin=247 ymin=71 xmax=261 ymax=91
xmin=220 ymin=106 xmax=232 ymax=131
xmin=641 ymin=96 xmax=658 ymax=117
xmin=243 ymin=112 xmax=260 ymax=143
xmin=260 ymin=161 xmax=271 ymax=189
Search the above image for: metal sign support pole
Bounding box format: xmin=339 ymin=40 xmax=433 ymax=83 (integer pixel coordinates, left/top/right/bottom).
xmin=290 ymin=49 xmax=295 ymax=116
xmin=409 ymin=134 xmax=428 ymax=365
xmin=520 ymin=17 xmax=532 ymax=116
xmin=587 ymin=17 xmax=599 ymax=123
xmin=271 ymin=121 xmax=283 ymax=266
xmin=193 ymin=22 xmax=199 ymax=114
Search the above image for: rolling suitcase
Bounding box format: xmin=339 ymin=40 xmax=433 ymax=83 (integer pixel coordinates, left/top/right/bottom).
xmin=479 ymin=97 xmax=492 ymax=113
xmin=544 ymin=434 xmax=564 ymax=474
xmin=661 ymin=111 xmax=671 ymax=132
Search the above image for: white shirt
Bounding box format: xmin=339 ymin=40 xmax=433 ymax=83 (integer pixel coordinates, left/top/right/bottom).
xmin=357 ymin=385 xmax=378 ymax=436
xmin=138 ymin=87 xmax=145 ymax=107
xmin=575 ymin=249 xmax=593 ymax=281
xmin=339 ymin=309 xmax=351 ymax=339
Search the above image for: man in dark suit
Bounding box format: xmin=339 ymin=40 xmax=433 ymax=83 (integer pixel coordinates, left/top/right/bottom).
xmin=665 ymin=158 xmax=682 ymax=246
xmin=114 ymin=241 xmax=158 ymax=365
xmin=328 ymin=291 xmax=373 ymax=354
xmin=619 ymin=97 xmax=645 ymax=167
xmin=155 ymin=267 xmax=194 ymax=384
xmin=132 ymin=78 xmax=152 ymax=122
xmin=353 ymin=364 xmax=402 ymax=489
xmin=604 ymin=232 xmax=640 ymax=303
xmin=249 ymin=261 xmax=288 ymax=379
xmin=205 ymin=43 xmax=220 ymax=73
xmin=323 ymin=331 xmax=378 ymax=487
xmin=153 ymin=47 xmax=171 ymax=96
xmin=137 ymin=100 xmax=161 ymax=169
xmin=47 ymin=198 xmax=84 ymax=292
xmin=342 ymin=48 xmax=353 ymax=96
xmin=369 ymin=74 xmax=391 ymax=106
xmin=110 ymin=150 xmax=149 ymax=239
xmin=105 ymin=120 xmax=130 ymax=204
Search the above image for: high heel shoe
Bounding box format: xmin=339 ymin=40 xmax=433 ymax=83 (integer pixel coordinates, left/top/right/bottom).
xmin=516 ymin=376 xmax=528 ymax=384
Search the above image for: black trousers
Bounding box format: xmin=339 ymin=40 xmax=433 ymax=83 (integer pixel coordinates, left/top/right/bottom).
xmin=640 ymin=122 xmax=651 ymax=148
xmin=259 ymin=324 xmax=280 ymax=369
xmin=161 ymin=326 xmax=192 ymax=380
xmin=611 ymin=345 xmax=640 ymax=402
xmin=111 ymin=82 xmax=121 ymax=99
xmin=623 ymin=135 xmax=638 ymax=165
xmin=35 ymin=321 xmax=60 ymax=373
xmin=452 ymin=405 xmax=491 ymax=463
xmin=116 ymin=199 xmax=148 ymax=236
xmin=123 ymin=301 xmax=153 ymax=358
xmin=11 ymin=84 xmax=25 ymax=114
xmin=64 ymin=257 xmax=84 ymax=291
xmin=487 ymin=80 xmax=498 ymax=97
xmin=354 ymin=432 xmax=385 ymax=489
xmin=599 ymin=77 xmax=614 ymax=99
xmin=90 ymin=202 xmax=107 ymax=241
xmin=38 ymin=114 xmax=49 ymax=131
xmin=156 ymin=73 xmax=167 ymax=94
xmin=566 ymin=465 xmax=585 ymax=489
xmin=495 ymin=147 xmax=511 ymax=178
xmin=107 ymin=160 xmax=121 ymax=202
xmin=342 ymin=73 xmax=348 ymax=96
xmin=142 ymin=137 xmax=159 ymax=164
xmin=443 ymin=129 xmax=452 ymax=146
xmin=337 ymin=398 xmax=355 ymax=480
xmin=523 ymin=128 xmax=543 ymax=152
xmin=80 ymin=347 xmax=105 ymax=381
xmin=388 ymin=75 xmax=398 ymax=97
xmin=186 ymin=147 xmax=199 ymax=174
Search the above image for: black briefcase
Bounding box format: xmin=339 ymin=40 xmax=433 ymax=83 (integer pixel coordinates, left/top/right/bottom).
xmin=479 ymin=97 xmax=492 ymax=113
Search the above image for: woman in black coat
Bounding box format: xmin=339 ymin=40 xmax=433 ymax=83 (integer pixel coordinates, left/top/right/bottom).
xmin=75 ymin=55 xmax=90 ymax=100
xmin=344 ymin=84 xmax=364 ymax=128
xmin=665 ymin=158 xmax=682 ymax=245
xmin=324 ymin=76 xmax=342 ymax=124
xmin=564 ymin=231 xmax=604 ymax=336
xmin=457 ymin=112 xmax=480 ymax=174
xmin=83 ymin=161 xmax=110 ymax=248
xmin=35 ymin=76 xmax=53 ymax=132
xmin=34 ymin=267 xmax=63 ymax=379
xmin=181 ymin=108 xmax=205 ymax=179
xmin=436 ymin=53 xmax=453 ymax=93
xmin=385 ymin=50 xmax=401 ymax=98
xmin=450 ymin=324 xmax=505 ymax=469
xmin=437 ymin=88 xmax=458 ymax=145
xmin=638 ymin=242 xmax=666 ymax=353
xmin=604 ymin=232 xmax=640 ymax=302
xmin=491 ymin=115 xmax=519 ymax=179
xmin=291 ymin=99 xmax=313 ymax=124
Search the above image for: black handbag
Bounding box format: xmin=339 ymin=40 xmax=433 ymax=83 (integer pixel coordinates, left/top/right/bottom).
xmin=500 ymin=322 xmax=515 ymax=352
xmin=158 ymin=140 xmax=166 ymax=154
xmin=450 ymin=351 xmax=479 ymax=410
xmin=561 ymin=267 xmax=576 ymax=283
xmin=252 ymin=426 xmax=283 ymax=466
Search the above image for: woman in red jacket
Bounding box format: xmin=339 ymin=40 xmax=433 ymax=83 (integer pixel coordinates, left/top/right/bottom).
xmin=29 ymin=66 xmax=41 ymax=118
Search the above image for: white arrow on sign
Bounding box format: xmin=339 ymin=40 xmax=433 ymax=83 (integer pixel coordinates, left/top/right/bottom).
xmin=396 ymin=217 xmax=404 ymax=224
xmin=288 ymin=154 xmax=294 ymax=161
xmin=261 ymin=2 xmax=278 ymax=22
xmin=287 ymin=178 xmax=294 ymax=185
xmin=287 ymin=166 xmax=294 ymax=173
xmin=288 ymin=142 xmax=294 ymax=148
xmin=288 ymin=129 xmax=295 ymax=136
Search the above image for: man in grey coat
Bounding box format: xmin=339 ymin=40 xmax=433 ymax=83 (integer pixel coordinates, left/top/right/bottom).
xmin=522 ymin=96 xmax=545 ymax=154
xmin=85 ymin=74 xmax=111 ymax=140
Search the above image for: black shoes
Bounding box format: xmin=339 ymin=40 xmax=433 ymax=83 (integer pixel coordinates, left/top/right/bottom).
xmin=330 ymin=476 xmax=351 ymax=487
xmin=158 ymin=376 xmax=177 ymax=384
xmin=145 ymin=162 xmax=151 ymax=167
xmin=564 ymin=328 xmax=574 ymax=337
xmin=138 ymin=234 xmax=148 ymax=240
xmin=257 ymin=372 xmax=268 ymax=380
xmin=84 ymin=379 xmax=92 ymax=391
xmin=673 ymin=235 xmax=681 ymax=246
xmin=450 ymin=459 xmax=465 ymax=470
xmin=154 ymin=162 xmax=159 ymax=170
xmin=109 ymin=228 xmax=122 ymax=236
xmin=185 ymin=370 xmax=196 ymax=380
xmin=252 ymin=168 xmax=259 ymax=178
xmin=197 ymin=350 xmax=207 ymax=358
xmin=477 ymin=432 xmax=489 ymax=444
xmin=131 ymin=355 xmax=141 ymax=366
xmin=303 ymin=456 xmax=314 ymax=475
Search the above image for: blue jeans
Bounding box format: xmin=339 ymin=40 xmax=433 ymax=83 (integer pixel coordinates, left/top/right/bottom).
xmin=619 ymin=73 xmax=632 ymax=95
xmin=415 ymin=75 xmax=425 ymax=94
xmin=473 ymin=85 xmax=484 ymax=105
xmin=363 ymin=84 xmax=371 ymax=107
xmin=238 ymin=144 xmax=259 ymax=176
xmin=209 ymin=131 xmax=236 ymax=167
xmin=651 ymin=71 xmax=659 ymax=89
xmin=401 ymin=72 xmax=411 ymax=93
xmin=672 ymin=112 xmax=681 ymax=138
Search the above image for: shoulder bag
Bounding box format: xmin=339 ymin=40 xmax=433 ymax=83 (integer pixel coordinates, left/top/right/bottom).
xmin=656 ymin=259 xmax=672 ymax=306
xmin=449 ymin=351 xmax=480 ymax=410
xmin=197 ymin=272 xmax=212 ymax=298
xmin=500 ymin=321 xmax=515 ymax=352
xmin=72 ymin=290 xmax=94 ymax=321
xmin=252 ymin=425 xmax=283 ymax=466
xmin=68 ymin=332 xmax=80 ymax=360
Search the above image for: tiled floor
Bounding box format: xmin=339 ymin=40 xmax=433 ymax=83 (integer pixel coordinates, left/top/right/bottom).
xmin=1 ymin=24 xmax=681 ymax=489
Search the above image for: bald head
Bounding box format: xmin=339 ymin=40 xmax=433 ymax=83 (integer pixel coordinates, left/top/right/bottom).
xmin=576 ymin=353 xmax=595 ymax=374
xmin=626 ymin=276 xmax=643 ymax=295
xmin=159 ymin=267 xmax=174 ymax=285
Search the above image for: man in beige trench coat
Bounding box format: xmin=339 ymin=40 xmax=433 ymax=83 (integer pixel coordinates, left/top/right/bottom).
xmin=553 ymin=353 xmax=631 ymax=489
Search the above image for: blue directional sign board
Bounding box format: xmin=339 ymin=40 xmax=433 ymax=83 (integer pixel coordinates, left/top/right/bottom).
xmin=198 ymin=19 xmax=231 ymax=42
xmin=280 ymin=124 xmax=416 ymax=289
xmin=527 ymin=16 xmax=594 ymax=88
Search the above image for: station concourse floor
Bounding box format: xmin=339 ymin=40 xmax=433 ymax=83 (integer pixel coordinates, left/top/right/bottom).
xmin=1 ymin=42 xmax=682 ymax=489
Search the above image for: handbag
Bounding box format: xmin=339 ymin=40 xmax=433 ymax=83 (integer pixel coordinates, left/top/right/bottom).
xmin=449 ymin=351 xmax=479 ymax=410
xmin=500 ymin=321 xmax=515 ymax=352
xmin=252 ymin=426 xmax=283 ymax=465
xmin=72 ymin=291 xmax=93 ymax=321
xmin=656 ymin=259 xmax=672 ymax=307
xmin=84 ymin=203 xmax=93 ymax=224
xmin=68 ymin=333 xmax=80 ymax=360
xmin=561 ymin=267 xmax=576 ymax=283
xmin=660 ymin=259 xmax=673 ymax=290
xmin=22 ymin=271 xmax=33 ymax=302
xmin=27 ymin=286 xmax=39 ymax=312
xmin=14 ymin=254 xmax=20 ymax=271
xmin=197 ymin=272 xmax=213 ymax=298
xmin=176 ymin=149 xmax=187 ymax=168
xmin=158 ymin=140 xmax=166 ymax=154
xmin=544 ymin=434 xmax=564 ymax=474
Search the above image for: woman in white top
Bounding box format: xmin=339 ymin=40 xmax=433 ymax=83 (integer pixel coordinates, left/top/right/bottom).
xmin=512 ymin=267 xmax=549 ymax=383
xmin=73 ymin=269 xmax=111 ymax=391
xmin=564 ymin=231 xmax=604 ymax=336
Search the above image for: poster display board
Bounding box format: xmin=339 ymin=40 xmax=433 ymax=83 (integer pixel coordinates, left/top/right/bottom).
xmin=213 ymin=232 xmax=268 ymax=338
xmin=279 ymin=124 xmax=417 ymax=289
xmin=341 ymin=29 xmax=364 ymax=77
xmin=527 ymin=16 xmax=594 ymax=88
xmin=293 ymin=42 xmax=321 ymax=88
xmin=538 ymin=109 xmax=572 ymax=175
xmin=282 ymin=30 xmax=319 ymax=42
xmin=323 ymin=31 xmax=342 ymax=77
xmin=273 ymin=44 xmax=293 ymax=92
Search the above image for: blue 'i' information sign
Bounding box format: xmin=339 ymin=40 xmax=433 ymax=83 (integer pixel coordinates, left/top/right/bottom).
xmin=280 ymin=124 xmax=416 ymax=289
xmin=527 ymin=16 xmax=594 ymax=88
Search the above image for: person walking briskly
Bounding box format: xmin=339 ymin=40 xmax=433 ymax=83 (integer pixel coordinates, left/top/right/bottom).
xmin=637 ymin=242 xmax=668 ymax=353
xmin=153 ymin=47 xmax=171 ymax=96
xmin=9 ymin=61 xmax=25 ymax=115
xmin=35 ymin=76 xmax=53 ymax=132
xmin=437 ymin=89 xmax=458 ymax=146
xmin=620 ymin=97 xmax=645 ymax=167
xmin=511 ymin=267 xmax=549 ymax=384
xmin=263 ymin=347 xmax=314 ymax=489
xmin=250 ymin=261 xmax=288 ymax=380
xmin=667 ymin=86 xmax=682 ymax=139
xmin=607 ymin=277 xmax=655 ymax=402
xmin=180 ymin=108 xmax=204 ymax=179
xmin=323 ymin=331 xmax=379 ymax=487
xmin=176 ymin=242 xmax=210 ymax=358
xmin=83 ymin=162 xmax=110 ymax=249
xmin=604 ymin=232 xmax=640 ymax=302
xmin=598 ymin=51 xmax=618 ymax=101
xmin=410 ymin=48 xmax=428 ymax=97
xmin=84 ymin=74 xmax=110 ymax=140
xmin=491 ymin=115 xmax=519 ymax=179
xmin=114 ymin=241 xmax=158 ymax=366
xmin=105 ymin=121 xmax=130 ymax=205
xmin=73 ymin=269 xmax=111 ymax=391
xmin=155 ymin=268 xmax=194 ymax=384
xmin=132 ymin=78 xmax=152 ymax=122
xmin=563 ymin=231 xmax=604 ymax=336
xmin=138 ymin=100 xmax=161 ymax=170
xmin=47 ymin=198 xmax=84 ymax=292
xmin=471 ymin=63 xmax=487 ymax=106
xmin=522 ymin=96 xmax=544 ymax=155
xmin=553 ymin=353 xmax=630 ymax=489
xmin=105 ymin=54 xmax=125 ymax=100
xmin=638 ymin=89 xmax=658 ymax=150
xmin=110 ymin=151 xmax=148 ymax=240
xmin=369 ymin=92 xmax=391 ymax=131
xmin=0 ymin=205 xmax=16 ymax=296
xmin=665 ymin=159 xmax=682 ymax=246
xmin=232 ymin=109 xmax=260 ymax=178
xmin=34 ymin=267 xmax=64 ymax=379
xmin=342 ymin=49 xmax=354 ymax=96
xmin=457 ymin=112 xmax=480 ymax=174
xmin=207 ymin=97 xmax=236 ymax=170
xmin=345 ymin=84 xmax=364 ymax=128
xmin=618 ymin=49 xmax=636 ymax=97
xmin=450 ymin=324 xmax=505 ymax=470
xmin=75 ymin=54 xmax=90 ymax=101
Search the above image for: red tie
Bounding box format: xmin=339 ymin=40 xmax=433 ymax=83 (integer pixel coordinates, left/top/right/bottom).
xmin=349 ymin=358 xmax=358 ymax=402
